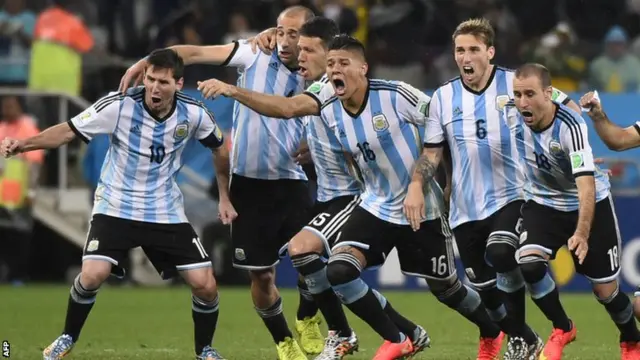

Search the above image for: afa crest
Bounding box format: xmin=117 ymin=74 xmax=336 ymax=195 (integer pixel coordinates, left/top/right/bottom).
xmin=495 ymin=95 xmax=511 ymax=111
xmin=548 ymin=140 xmax=563 ymax=157
xmin=372 ymin=114 xmax=389 ymax=132
xmin=174 ymin=121 xmax=189 ymax=140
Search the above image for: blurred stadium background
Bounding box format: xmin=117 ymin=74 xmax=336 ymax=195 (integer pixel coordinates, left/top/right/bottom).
xmin=2 ymin=0 xmax=640 ymax=358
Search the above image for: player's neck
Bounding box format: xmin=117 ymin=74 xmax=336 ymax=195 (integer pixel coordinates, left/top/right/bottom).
xmin=342 ymin=78 xmax=369 ymax=116
xmin=532 ymin=103 xmax=557 ymax=132
xmin=464 ymin=64 xmax=495 ymax=92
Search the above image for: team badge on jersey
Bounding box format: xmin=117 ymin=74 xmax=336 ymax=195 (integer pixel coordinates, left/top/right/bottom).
xmin=86 ymin=239 xmax=99 ymax=252
xmin=372 ymin=114 xmax=389 ymax=132
xmin=549 ymin=140 xmax=563 ymax=157
xmin=495 ymin=95 xmax=510 ymax=111
xmin=174 ymin=121 xmax=189 ymax=140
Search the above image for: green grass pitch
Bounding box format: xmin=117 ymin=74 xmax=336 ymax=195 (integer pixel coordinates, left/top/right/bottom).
xmin=0 ymin=286 xmax=626 ymax=359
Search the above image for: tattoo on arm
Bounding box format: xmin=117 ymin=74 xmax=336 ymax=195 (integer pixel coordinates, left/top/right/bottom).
xmin=415 ymin=155 xmax=438 ymax=190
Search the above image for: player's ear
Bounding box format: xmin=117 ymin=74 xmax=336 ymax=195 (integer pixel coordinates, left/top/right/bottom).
xmin=176 ymin=77 xmax=184 ymax=91
xmin=487 ymin=46 xmax=495 ymax=61
xmin=544 ymin=86 xmax=553 ymax=100
xmin=361 ymin=62 xmax=368 ymax=76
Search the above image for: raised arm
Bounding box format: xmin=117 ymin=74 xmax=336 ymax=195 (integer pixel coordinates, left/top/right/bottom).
xmin=170 ymin=43 xmax=237 ymax=66
xmin=580 ymin=91 xmax=640 ymax=151
xmin=197 ymin=78 xmax=331 ymax=119
xmin=2 ymin=93 xmax=120 ymax=157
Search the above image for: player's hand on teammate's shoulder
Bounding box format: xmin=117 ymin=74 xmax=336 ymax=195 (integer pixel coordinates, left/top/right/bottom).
xmin=0 ymin=137 xmax=22 ymax=158
xmin=119 ymin=58 xmax=148 ymax=93
xmin=579 ymin=91 xmax=603 ymax=115
xmin=567 ymin=232 xmax=589 ymax=264
xmin=217 ymin=198 xmax=238 ymax=225
xmin=248 ymin=27 xmax=277 ymax=55
xmin=403 ymin=182 xmax=426 ymax=232
xmin=594 ymin=158 xmax=613 ymax=177
xmin=197 ymin=79 xmax=235 ymax=100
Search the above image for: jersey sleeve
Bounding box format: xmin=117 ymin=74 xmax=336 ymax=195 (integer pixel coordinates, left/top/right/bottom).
xmin=68 ymin=92 xmax=121 ymax=143
xmin=395 ymin=81 xmax=431 ymax=126
xmin=220 ymin=39 xmax=258 ymax=69
xmin=560 ymin=114 xmax=595 ymax=177
xmin=424 ymin=89 xmax=445 ymax=147
xmin=303 ymin=80 xmax=334 ymax=115
xmin=551 ymin=87 xmax=572 ymax=105
xmin=196 ymin=106 xmax=224 ymax=149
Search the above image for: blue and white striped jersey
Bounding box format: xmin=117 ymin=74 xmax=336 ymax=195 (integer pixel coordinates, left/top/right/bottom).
xmin=320 ymin=79 xmax=444 ymax=225
xmin=68 ymin=87 xmax=224 ymax=224
xmin=303 ymin=75 xmax=361 ymax=202
xmin=504 ymin=102 xmax=610 ymax=211
xmin=425 ymin=66 xmax=573 ymax=228
xmin=223 ymin=40 xmax=307 ymax=180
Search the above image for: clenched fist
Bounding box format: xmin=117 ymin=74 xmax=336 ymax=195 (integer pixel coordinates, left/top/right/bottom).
xmin=0 ymin=138 xmax=23 ymax=158
xmin=579 ymin=91 xmax=602 ymax=115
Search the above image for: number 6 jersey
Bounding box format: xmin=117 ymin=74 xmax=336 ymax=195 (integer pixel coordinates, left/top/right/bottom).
xmin=319 ymin=79 xmax=443 ymax=225
xmin=68 ymin=87 xmax=224 ymax=223
xmin=503 ymin=101 xmax=610 ymax=211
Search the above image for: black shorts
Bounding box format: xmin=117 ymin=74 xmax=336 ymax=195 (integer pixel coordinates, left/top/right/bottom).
xmin=230 ymin=174 xmax=311 ymax=270
xmin=334 ymin=207 xmax=456 ymax=280
xmin=452 ymin=200 xmax=524 ymax=285
xmin=83 ymin=214 xmax=209 ymax=280
xmin=303 ymin=195 xmax=361 ymax=254
xmin=518 ymin=197 xmax=622 ymax=283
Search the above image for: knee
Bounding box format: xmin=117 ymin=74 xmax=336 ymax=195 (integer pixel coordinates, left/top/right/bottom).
xmin=80 ymin=261 xmax=111 ymax=289
xmin=189 ymin=271 xmax=218 ymax=299
xmin=485 ymin=241 xmax=517 ymax=270
xmin=592 ymin=280 xmax=618 ymax=302
xmin=288 ymin=230 xmax=323 ymax=256
xmin=517 ymin=253 xmax=548 ymax=283
xmin=426 ymin=277 xmax=457 ymax=295
xmin=249 ymin=268 xmax=275 ymax=288
xmin=326 ymin=252 xmax=362 ymax=286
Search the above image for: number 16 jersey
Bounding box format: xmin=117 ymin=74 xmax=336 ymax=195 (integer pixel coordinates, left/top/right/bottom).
xmin=319 ymin=79 xmax=443 ymax=225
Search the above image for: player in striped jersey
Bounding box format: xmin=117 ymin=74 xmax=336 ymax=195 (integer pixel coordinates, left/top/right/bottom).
xmin=412 ymin=18 xmax=582 ymax=358
xmin=120 ymin=7 xmax=322 ymax=359
xmin=200 ymin=18 xmax=364 ymax=360
xmin=0 ymin=50 xmax=232 ymax=360
xmin=506 ymin=63 xmax=640 ymax=360
xmin=579 ymin=90 xmax=640 ymax=324
xmin=317 ymin=34 xmax=508 ymax=360
xmin=200 ymin=29 xmax=511 ymax=360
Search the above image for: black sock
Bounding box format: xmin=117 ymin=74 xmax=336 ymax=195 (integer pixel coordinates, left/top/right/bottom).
xmin=372 ymin=290 xmax=417 ymax=340
xmin=328 ymin=254 xmax=404 ymax=343
xmin=256 ymin=297 xmax=293 ymax=344
xmin=598 ymin=287 xmax=640 ymax=343
xmin=291 ymin=252 xmax=351 ymax=337
xmin=479 ymin=286 xmax=537 ymax=343
xmin=523 ymin=268 xmax=571 ymax=332
xmin=296 ymin=277 xmax=319 ymax=320
xmin=434 ymin=280 xmax=501 ymax=338
xmin=192 ymin=295 xmax=220 ymax=354
xmin=63 ymin=274 xmax=98 ymax=342
xmin=496 ymin=268 xmax=527 ymax=327
xmin=344 ymin=288 xmax=403 ymax=342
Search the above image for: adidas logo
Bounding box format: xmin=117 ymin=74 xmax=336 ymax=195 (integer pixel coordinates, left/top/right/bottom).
xmin=269 ymin=62 xmax=279 ymax=70
xmin=131 ymin=125 xmax=141 ymax=135
xmin=452 ymin=107 xmax=462 ymax=118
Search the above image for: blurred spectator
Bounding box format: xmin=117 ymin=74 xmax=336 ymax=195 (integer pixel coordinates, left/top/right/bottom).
xmin=368 ymin=0 xmax=429 ymax=88
xmin=0 ymin=0 xmax=36 ymax=87
xmin=222 ymin=12 xmax=258 ymax=44
xmin=531 ymin=23 xmax=587 ymax=92
xmin=589 ymin=25 xmax=640 ymax=93
xmin=28 ymin=0 xmax=94 ymax=97
xmin=0 ymin=95 xmax=42 ymax=285
xmin=316 ymin=0 xmax=359 ymax=36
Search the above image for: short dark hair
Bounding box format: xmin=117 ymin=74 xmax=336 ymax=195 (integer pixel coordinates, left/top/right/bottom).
xmin=515 ymin=63 xmax=552 ymax=88
xmin=147 ymin=49 xmax=184 ymax=80
xmin=328 ymin=34 xmax=365 ymax=58
xmin=300 ymin=17 xmax=339 ymax=47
